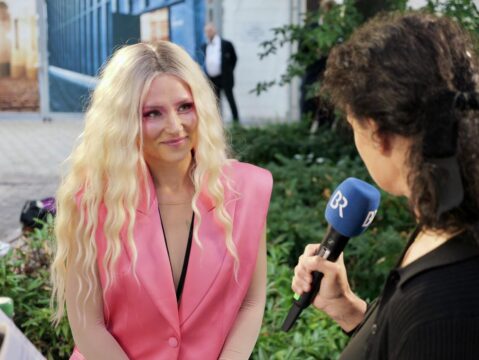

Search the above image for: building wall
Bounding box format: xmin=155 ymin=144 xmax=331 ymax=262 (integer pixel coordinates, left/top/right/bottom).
xmin=0 ymin=0 xmax=40 ymax=113
xmin=221 ymin=0 xmax=303 ymax=123
xmin=46 ymin=0 xmax=204 ymax=112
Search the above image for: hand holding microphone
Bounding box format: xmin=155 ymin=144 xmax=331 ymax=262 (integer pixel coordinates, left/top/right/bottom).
xmin=292 ymin=241 xmax=367 ymax=333
xmin=282 ymin=178 xmax=381 ymax=332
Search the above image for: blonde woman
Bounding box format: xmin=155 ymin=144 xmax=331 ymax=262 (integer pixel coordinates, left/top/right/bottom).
xmin=51 ymin=41 xmax=272 ymax=360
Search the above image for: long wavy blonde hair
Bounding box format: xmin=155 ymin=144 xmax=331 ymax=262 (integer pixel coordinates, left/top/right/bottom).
xmin=51 ymin=41 xmax=237 ymax=325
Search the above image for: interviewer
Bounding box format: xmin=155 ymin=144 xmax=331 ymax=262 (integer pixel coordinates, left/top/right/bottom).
xmin=292 ymin=12 xmax=479 ymax=359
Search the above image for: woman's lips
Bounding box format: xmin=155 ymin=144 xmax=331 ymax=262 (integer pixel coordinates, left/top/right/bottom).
xmin=161 ymin=136 xmax=187 ymax=146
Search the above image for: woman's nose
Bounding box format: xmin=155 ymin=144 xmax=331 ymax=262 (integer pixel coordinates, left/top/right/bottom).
xmin=165 ymin=112 xmax=182 ymax=133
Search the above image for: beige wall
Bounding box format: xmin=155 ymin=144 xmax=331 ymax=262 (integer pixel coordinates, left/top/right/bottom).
xmin=0 ymin=0 xmax=38 ymax=80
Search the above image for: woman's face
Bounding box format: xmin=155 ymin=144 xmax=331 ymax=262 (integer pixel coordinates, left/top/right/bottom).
xmin=346 ymin=112 xmax=410 ymax=197
xmin=141 ymin=74 xmax=198 ymax=167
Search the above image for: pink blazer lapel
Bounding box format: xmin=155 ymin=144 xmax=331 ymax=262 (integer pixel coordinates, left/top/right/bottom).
xmin=178 ymin=185 xmax=239 ymax=325
xmin=132 ymin=172 xmax=180 ymax=334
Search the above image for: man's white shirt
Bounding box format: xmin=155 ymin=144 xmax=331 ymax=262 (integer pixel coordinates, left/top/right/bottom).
xmin=205 ymin=35 xmax=222 ymax=77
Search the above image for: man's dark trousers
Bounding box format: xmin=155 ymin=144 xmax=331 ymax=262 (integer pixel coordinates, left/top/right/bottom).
xmin=209 ymin=75 xmax=239 ymax=123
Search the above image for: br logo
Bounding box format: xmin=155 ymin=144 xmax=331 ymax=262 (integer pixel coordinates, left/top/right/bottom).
xmin=330 ymin=190 xmax=348 ymax=218
xmin=362 ymin=210 xmax=377 ymax=227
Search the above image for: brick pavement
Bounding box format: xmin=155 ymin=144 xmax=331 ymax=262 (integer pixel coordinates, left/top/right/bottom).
xmin=0 ymin=119 xmax=84 ymax=243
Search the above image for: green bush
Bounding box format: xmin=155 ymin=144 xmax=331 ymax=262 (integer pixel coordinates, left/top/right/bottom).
xmin=228 ymin=121 xmax=357 ymax=165
xmin=0 ymin=216 xmax=73 ymax=360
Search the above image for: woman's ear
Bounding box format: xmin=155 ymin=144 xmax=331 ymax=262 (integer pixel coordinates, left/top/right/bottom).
xmin=365 ymin=118 xmax=393 ymax=156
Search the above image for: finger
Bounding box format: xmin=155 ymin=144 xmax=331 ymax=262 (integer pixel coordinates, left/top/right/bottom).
xmin=291 ymin=277 xmax=304 ymax=295
xmin=302 ymin=256 xmax=341 ymax=276
xmin=291 ymin=277 xmax=312 ymax=294
xmin=294 ymin=262 xmax=313 ymax=283
xmin=303 ymin=243 xmax=321 ymax=257
xmin=337 ymin=252 xmax=345 ymax=266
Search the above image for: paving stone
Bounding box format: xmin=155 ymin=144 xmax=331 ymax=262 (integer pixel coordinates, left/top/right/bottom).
xmin=0 ymin=119 xmax=83 ymax=242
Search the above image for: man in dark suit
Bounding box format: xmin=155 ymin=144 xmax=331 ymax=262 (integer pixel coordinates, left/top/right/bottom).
xmin=202 ymin=23 xmax=239 ymax=123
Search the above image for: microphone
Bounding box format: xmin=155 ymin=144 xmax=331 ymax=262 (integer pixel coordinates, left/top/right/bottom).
xmin=281 ymin=177 xmax=381 ymax=332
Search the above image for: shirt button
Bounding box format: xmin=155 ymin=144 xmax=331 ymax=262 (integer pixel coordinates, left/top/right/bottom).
xmin=168 ymin=337 xmax=178 ymax=348
xmin=371 ymin=323 xmax=377 ymax=335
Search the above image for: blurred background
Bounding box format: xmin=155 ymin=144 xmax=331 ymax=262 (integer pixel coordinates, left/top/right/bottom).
xmin=1 ymin=1 xmax=478 ymax=359
xmin=0 ymin=0 xmax=460 ymax=123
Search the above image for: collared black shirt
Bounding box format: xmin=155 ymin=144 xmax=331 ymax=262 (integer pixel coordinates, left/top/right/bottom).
xmin=341 ymin=229 xmax=479 ymax=360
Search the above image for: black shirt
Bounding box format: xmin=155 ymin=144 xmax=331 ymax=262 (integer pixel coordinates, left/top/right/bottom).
xmin=341 ymin=230 xmax=479 ymax=360
xmin=159 ymin=211 xmax=195 ymax=303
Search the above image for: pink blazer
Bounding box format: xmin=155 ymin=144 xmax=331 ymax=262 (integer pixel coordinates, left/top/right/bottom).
xmin=71 ymin=161 xmax=272 ymax=359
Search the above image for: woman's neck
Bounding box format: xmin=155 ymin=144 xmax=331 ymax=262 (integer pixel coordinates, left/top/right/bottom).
xmin=148 ymin=155 xmax=195 ymax=204
xmin=401 ymin=227 xmax=463 ymax=267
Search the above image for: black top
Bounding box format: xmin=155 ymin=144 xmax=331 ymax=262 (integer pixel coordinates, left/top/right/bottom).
xmin=159 ymin=210 xmax=195 ymax=303
xmin=341 ymin=229 xmax=479 ymax=360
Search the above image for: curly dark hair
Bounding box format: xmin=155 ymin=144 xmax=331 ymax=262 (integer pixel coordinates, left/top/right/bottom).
xmin=322 ymin=12 xmax=479 ymax=237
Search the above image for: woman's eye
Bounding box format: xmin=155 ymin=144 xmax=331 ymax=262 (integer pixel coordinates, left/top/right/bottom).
xmin=178 ymin=103 xmax=193 ymax=112
xmin=143 ymin=110 xmax=161 ymax=118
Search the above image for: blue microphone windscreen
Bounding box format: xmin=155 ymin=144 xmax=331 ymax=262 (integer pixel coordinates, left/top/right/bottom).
xmin=325 ymin=178 xmax=381 ymax=237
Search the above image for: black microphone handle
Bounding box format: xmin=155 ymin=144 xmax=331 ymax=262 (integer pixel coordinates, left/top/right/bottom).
xmin=281 ymin=228 xmax=350 ymax=332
